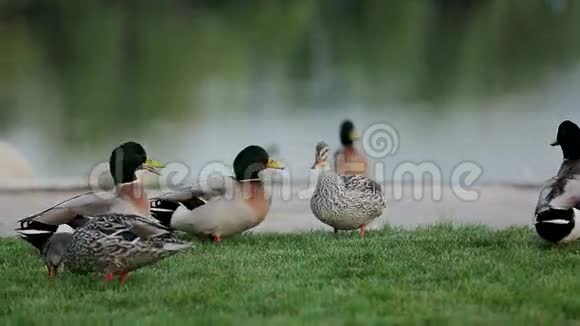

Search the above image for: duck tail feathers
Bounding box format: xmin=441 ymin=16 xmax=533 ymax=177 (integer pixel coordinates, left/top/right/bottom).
xmin=150 ymin=199 xmax=181 ymax=227
xmin=15 ymin=230 xmax=54 ymax=251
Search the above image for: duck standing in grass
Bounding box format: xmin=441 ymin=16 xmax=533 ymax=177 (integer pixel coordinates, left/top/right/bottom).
xmin=310 ymin=142 xmax=385 ymax=237
xmin=60 ymin=214 xmax=189 ymax=285
xmin=535 ymin=120 xmax=580 ymax=243
xmin=334 ymin=120 xmax=368 ymax=176
xmin=16 ymin=141 xmax=165 ymax=256
xmin=150 ymin=145 xmax=285 ymax=243
xmin=40 ymin=225 xmax=75 ymax=278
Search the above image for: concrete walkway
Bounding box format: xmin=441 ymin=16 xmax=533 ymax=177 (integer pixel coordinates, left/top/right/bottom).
xmin=0 ymin=184 xmax=539 ymax=237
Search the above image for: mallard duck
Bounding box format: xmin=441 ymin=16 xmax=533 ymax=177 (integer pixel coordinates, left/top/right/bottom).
xmin=38 ymin=225 xmax=75 ymax=278
xmin=334 ymin=120 xmax=368 ymax=176
xmin=535 ymin=120 xmax=580 ymax=243
xmin=48 ymin=214 xmax=188 ymax=285
xmin=150 ymin=145 xmax=285 ymax=243
xmin=311 ymin=142 xmax=385 ymax=237
xmin=16 ymin=141 xmax=165 ymax=252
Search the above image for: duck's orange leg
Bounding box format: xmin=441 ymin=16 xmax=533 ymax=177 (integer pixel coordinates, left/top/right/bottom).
xmin=359 ymin=225 xmax=367 ymax=238
xmin=104 ymin=273 xmax=114 ymax=283
xmin=119 ymin=272 xmax=129 ymax=286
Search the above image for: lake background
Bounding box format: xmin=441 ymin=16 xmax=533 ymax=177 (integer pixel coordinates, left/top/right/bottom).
xmin=1 ymin=0 xmax=580 ymax=187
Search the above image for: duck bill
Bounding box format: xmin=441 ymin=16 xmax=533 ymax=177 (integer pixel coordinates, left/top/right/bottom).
xmin=47 ymin=265 xmax=58 ymax=278
xmin=142 ymin=158 xmax=165 ymax=175
xmin=267 ymin=159 xmax=285 ymax=170
xmin=311 ymin=162 xmax=327 ymax=170
xmin=350 ymin=130 xmax=360 ymax=141
xmin=550 ymin=140 xmax=559 ymax=147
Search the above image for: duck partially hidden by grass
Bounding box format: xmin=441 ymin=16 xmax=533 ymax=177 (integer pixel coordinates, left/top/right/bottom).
xmin=150 ymin=145 xmax=285 ymax=243
xmin=535 ymin=120 xmax=580 ymax=244
xmin=334 ymin=120 xmax=368 ymax=176
xmin=310 ymin=142 xmax=386 ymax=237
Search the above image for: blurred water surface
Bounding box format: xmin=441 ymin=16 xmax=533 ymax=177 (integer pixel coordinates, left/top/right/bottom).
xmin=1 ymin=0 xmax=580 ymax=185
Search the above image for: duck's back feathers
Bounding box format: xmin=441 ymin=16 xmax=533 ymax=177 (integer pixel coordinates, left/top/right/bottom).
xmin=16 ymin=188 xmax=146 ymax=251
xmin=87 ymin=214 xmax=170 ymax=238
xmin=536 ymin=176 xmax=580 ymax=215
xmin=341 ymin=175 xmax=383 ymax=194
xmin=553 ymin=177 xmax=580 ymax=210
xmin=556 ymin=159 xmax=580 ymax=178
xmin=535 ymin=175 xmax=580 ymax=243
xmin=150 ymin=180 xmax=230 ymax=226
xmin=18 ymin=191 xmax=117 ymax=228
xmin=64 ymin=214 xmax=189 ymax=275
xmin=340 ymin=175 xmax=386 ymax=208
xmin=153 ymin=181 xmax=228 ymax=203
xmin=535 ymin=154 xmax=580 ymax=213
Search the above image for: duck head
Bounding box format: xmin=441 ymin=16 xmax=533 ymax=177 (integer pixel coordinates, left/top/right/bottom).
xmin=42 ymin=232 xmax=73 ymax=278
xmin=233 ymin=145 xmax=285 ymax=182
xmin=109 ymin=142 xmax=165 ymax=185
xmin=312 ymin=142 xmax=330 ymax=171
xmin=340 ymin=120 xmax=359 ymax=147
xmin=551 ymin=120 xmax=580 ymax=160
xmin=535 ymin=208 xmax=576 ymax=243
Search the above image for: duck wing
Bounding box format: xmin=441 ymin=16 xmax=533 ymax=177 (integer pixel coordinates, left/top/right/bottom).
xmin=16 ymin=192 xmax=114 ymax=250
xmin=88 ymin=214 xmax=170 ymax=239
xmin=537 ymin=176 xmax=580 ymax=213
xmin=548 ymin=160 xmax=580 ymax=210
xmin=17 ymin=191 xmax=117 ymax=229
xmin=535 ymin=179 xmax=556 ymax=215
xmin=75 ymin=214 xmax=189 ymax=275
xmin=340 ymin=175 xmax=386 ymax=209
xmin=150 ymin=179 xmax=231 ymax=225
xmin=340 ymin=175 xmax=383 ymax=194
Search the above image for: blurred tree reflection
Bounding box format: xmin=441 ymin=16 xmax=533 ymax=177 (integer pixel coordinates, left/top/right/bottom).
xmin=1 ymin=0 xmax=579 ymax=143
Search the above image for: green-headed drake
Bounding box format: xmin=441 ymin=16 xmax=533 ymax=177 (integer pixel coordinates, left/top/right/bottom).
xmin=16 ymin=141 xmax=165 ymax=253
xmin=334 ymin=120 xmax=368 ymax=176
xmin=150 ymin=145 xmax=285 ymax=243
xmin=535 ymin=120 xmax=580 ymax=243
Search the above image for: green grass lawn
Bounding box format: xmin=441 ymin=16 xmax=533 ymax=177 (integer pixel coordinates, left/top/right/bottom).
xmin=2 ymin=225 xmax=580 ymax=325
